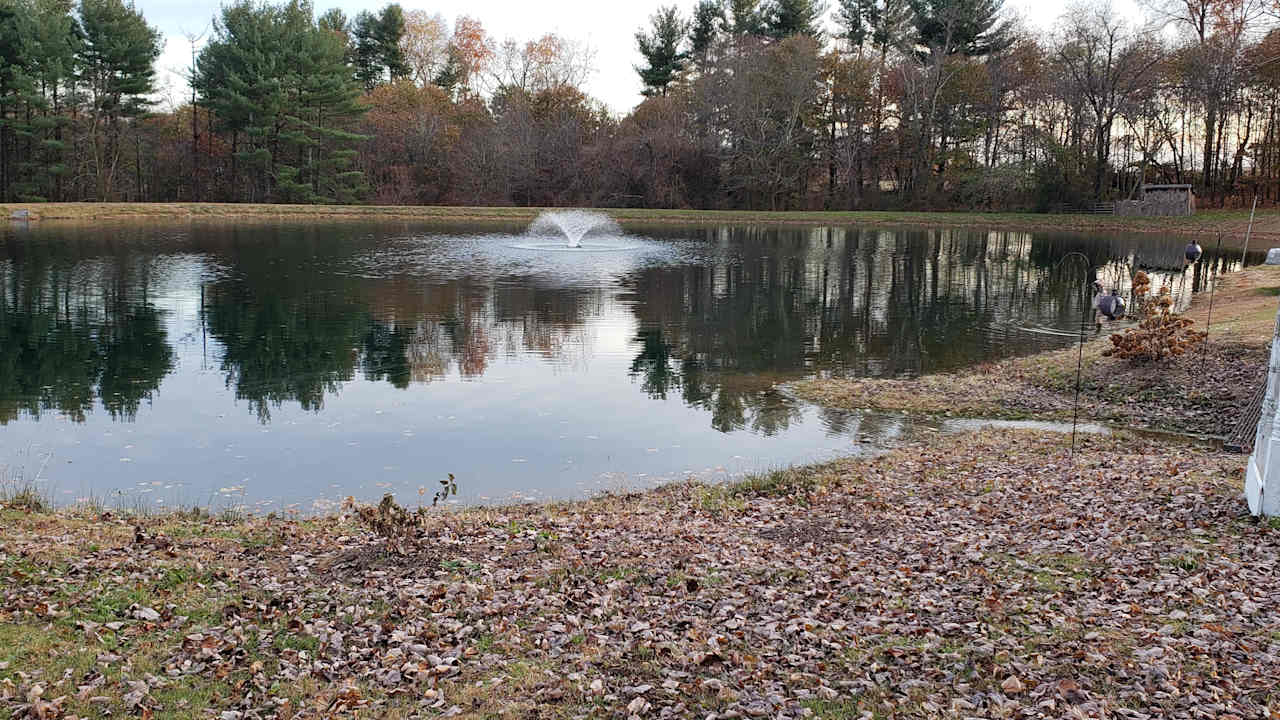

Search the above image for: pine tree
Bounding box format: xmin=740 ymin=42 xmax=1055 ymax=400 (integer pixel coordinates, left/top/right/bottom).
xmin=0 ymin=0 xmax=34 ymax=201
xmin=316 ymin=7 xmax=346 ymax=35
xmin=20 ymin=0 xmax=79 ymax=200
xmin=276 ymin=0 xmax=367 ymax=202
xmin=195 ymin=0 xmax=367 ymax=203
xmin=635 ymin=6 xmax=687 ymax=97
xmin=194 ymin=0 xmax=282 ymax=199
xmin=352 ymin=4 xmax=408 ymax=90
xmin=76 ymin=0 xmax=160 ymax=199
xmin=351 ymin=11 xmax=379 ymax=89
xmin=376 ymin=5 xmax=409 ymax=82
xmin=689 ymin=0 xmax=724 ymax=57
xmin=837 ymin=0 xmax=910 ymax=52
xmin=728 ymin=0 xmax=764 ymax=36
xmin=908 ymin=0 xmax=1007 ymax=58
xmin=432 ymin=45 xmax=464 ymax=96
xmin=763 ymin=0 xmax=826 ymax=40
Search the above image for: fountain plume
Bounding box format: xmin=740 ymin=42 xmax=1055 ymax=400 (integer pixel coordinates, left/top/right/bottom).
xmin=528 ymin=210 xmax=621 ymax=248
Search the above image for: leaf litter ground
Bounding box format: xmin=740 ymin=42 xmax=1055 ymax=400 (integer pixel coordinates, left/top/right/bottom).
xmin=2 ymin=431 xmax=1278 ymax=719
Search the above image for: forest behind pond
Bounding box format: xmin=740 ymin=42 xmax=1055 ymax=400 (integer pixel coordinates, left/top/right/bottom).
xmin=0 ymin=0 xmax=1277 ymax=211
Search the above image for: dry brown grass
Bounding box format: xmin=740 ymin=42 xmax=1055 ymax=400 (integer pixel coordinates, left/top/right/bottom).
xmin=4 ymin=202 xmax=1280 ymax=239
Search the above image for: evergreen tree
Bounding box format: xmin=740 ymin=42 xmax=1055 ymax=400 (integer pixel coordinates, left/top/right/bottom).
xmin=275 ymin=0 xmax=367 ymax=202
xmin=377 ymin=4 xmax=409 ymax=81
xmin=763 ymin=0 xmax=826 ymax=40
xmin=0 ymin=0 xmax=34 ymax=200
xmin=728 ymin=0 xmax=763 ymax=36
xmin=351 ymin=10 xmax=377 ymax=88
xmin=432 ymin=45 xmax=464 ymax=96
xmin=689 ymin=0 xmax=724 ymax=57
xmin=351 ymin=3 xmax=408 ymax=90
xmin=21 ymin=0 xmax=79 ymax=200
xmin=837 ymin=0 xmax=910 ymax=52
xmin=316 ymin=7 xmax=346 ymax=35
xmin=635 ymin=6 xmax=687 ymax=97
xmin=908 ymin=0 xmax=1006 ymax=58
xmin=195 ymin=0 xmax=367 ymax=203
xmin=76 ymin=0 xmax=160 ymax=199
xmin=194 ymin=0 xmax=281 ymax=198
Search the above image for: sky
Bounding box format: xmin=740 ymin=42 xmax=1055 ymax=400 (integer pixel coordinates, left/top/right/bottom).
xmin=144 ymin=0 xmax=1144 ymax=116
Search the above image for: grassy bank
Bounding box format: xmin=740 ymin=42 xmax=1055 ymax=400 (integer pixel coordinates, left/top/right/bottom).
xmin=792 ymin=264 xmax=1280 ymax=438
xmin=2 ymin=430 xmax=1276 ymax=719
xmin=3 ymin=202 xmax=1279 ymax=241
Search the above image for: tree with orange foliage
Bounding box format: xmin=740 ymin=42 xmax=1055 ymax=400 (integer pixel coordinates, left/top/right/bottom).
xmin=400 ymin=10 xmax=449 ymax=87
xmin=449 ymin=15 xmax=494 ymax=93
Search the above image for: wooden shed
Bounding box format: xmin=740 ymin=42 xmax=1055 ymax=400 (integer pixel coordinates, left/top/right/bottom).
xmin=1115 ymin=184 xmax=1196 ymax=217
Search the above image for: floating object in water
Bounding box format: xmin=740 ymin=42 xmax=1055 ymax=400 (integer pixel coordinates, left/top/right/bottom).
xmin=1267 ymin=248 xmax=1280 ymax=265
xmin=1185 ymin=242 xmax=1203 ymax=263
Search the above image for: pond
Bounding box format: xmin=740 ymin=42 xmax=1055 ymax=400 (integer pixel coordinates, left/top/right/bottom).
xmin=0 ymin=218 xmax=1253 ymax=512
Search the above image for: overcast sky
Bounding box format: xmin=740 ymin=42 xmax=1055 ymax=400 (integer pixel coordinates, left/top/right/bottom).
xmin=145 ymin=0 xmax=1144 ymax=115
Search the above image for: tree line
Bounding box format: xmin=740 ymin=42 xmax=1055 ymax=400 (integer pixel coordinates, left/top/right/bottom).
xmin=0 ymin=0 xmax=1276 ymax=210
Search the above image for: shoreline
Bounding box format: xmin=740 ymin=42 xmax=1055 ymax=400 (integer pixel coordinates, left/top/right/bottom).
xmin=792 ymin=264 xmax=1280 ymax=439
xmin=4 ymin=234 xmax=1280 ymax=717
xmin=4 ymin=201 xmax=1280 ymax=242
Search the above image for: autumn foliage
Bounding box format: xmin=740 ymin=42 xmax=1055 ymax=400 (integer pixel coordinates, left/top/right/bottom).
xmin=1103 ymin=272 xmax=1207 ymax=362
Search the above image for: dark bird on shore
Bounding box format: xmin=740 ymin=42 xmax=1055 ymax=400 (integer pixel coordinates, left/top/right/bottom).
xmin=1185 ymin=241 xmax=1203 ymax=264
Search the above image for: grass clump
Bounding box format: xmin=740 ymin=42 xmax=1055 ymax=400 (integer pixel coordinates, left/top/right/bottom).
xmin=0 ymin=478 xmax=51 ymax=513
xmin=731 ymin=465 xmax=832 ymax=499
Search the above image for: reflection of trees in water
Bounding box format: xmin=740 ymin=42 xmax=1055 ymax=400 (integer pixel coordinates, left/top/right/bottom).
xmin=204 ymin=266 xmax=597 ymax=421
xmin=630 ymin=328 xmax=802 ymax=434
xmin=205 ymin=284 xmax=373 ymax=422
xmin=1029 ymin=233 xmax=1248 ymax=309
xmin=0 ymin=246 xmax=174 ymax=424
xmin=372 ymin=279 xmax=598 ymax=384
xmin=624 ymin=225 xmax=1222 ymax=433
xmin=7 ymin=222 xmax=1250 ymax=432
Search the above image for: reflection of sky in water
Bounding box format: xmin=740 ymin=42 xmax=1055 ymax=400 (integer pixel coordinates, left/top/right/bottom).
xmin=0 ymin=221 xmax=1255 ymax=512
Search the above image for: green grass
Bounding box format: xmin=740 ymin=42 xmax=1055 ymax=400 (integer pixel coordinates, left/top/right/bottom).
xmin=801 ymin=699 xmax=867 ymax=718
xmin=731 ymin=465 xmax=834 ymax=498
xmin=1255 ymin=286 xmax=1280 ymax=296
xmin=275 ymin=631 xmax=320 ymax=653
xmin=1164 ymin=553 xmax=1201 ymax=572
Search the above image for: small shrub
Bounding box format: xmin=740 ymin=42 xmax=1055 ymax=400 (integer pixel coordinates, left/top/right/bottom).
xmin=1103 ymin=284 xmax=1206 ymax=363
xmin=345 ymin=474 xmax=457 ymax=553
xmin=1129 ymin=270 xmax=1152 ymax=314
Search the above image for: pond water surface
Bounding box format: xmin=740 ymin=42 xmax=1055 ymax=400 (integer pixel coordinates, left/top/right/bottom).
xmin=0 ymin=220 xmax=1253 ymax=511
